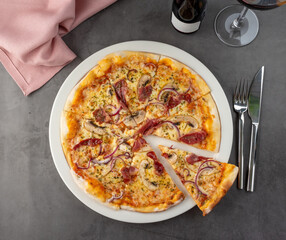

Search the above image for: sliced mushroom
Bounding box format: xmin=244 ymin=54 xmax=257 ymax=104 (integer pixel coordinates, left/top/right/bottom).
xmin=132 ymin=110 xmax=146 ymax=125
xmin=168 ymin=153 xmax=178 ymax=164
xmin=119 ymin=142 xmax=132 ymax=152
xmin=139 ymin=160 xmax=158 ymax=191
xmin=138 ymin=74 xmax=151 ymax=88
xmin=167 ymin=115 xmax=199 ymax=129
xmin=84 ymin=120 xmax=106 ymax=135
xmin=123 ymin=115 xmax=137 ymax=127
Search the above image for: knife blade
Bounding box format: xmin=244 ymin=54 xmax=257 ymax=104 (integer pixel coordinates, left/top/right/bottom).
xmin=246 ymin=66 xmax=264 ymax=192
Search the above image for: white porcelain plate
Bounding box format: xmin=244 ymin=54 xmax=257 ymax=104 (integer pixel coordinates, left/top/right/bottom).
xmin=49 ymin=41 xmax=233 ymax=223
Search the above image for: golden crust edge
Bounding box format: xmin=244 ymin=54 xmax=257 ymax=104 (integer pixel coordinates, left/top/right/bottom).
xmin=120 ymin=191 xmax=185 ymax=213
xmin=60 ymin=111 xmax=74 ymax=169
xmin=158 ymin=55 xmax=211 ymax=97
xmin=201 ymin=164 xmax=238 ymax=216
xmin=201 ymin=93 xmax=221 ymax=153
xmin=71 ymin=168 xmax=185 ymax=213
xmin=63 ymin=64 xmax=102 ymax=113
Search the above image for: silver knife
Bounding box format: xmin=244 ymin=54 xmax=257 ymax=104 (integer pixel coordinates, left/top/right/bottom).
xmin=247 ymin=66 xmax=264 ymax=192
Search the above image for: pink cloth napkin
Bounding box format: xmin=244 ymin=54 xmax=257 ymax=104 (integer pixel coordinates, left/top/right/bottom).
xmin=0 ymin=0 xmax=116 ymax=96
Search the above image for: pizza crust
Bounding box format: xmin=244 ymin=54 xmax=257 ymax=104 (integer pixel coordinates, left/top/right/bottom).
xmin=196 ymin=94 xmax=221 ymax=152
xmin=201 ymin=165 xmax=238 ymax=216
xmin=158 ymin=55 xmax=211 ymax=98
xmin=120 ymin=195 xmax=184 ymax=213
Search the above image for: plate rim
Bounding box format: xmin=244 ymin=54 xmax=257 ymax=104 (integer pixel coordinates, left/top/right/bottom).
xmin=49 ymin=40 xmax=233 ymax=223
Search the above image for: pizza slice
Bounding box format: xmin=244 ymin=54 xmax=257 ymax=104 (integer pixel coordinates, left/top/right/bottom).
xmin=96 ymin=51 xmax=160 ymax=124
xmin=136 ymin=94 xmax=221 ymax=152
xmin=63 ymin=68 xmax=138 ymax=138
xmin=158 ymin=145 xmax=238 ymax=216
xmin=147 ymin=55 xmax=210 ymax=119
xmin=117 ymin=137 xmax=184 ymax=212
xmin=61 ymin=111 xmax=140 ymax=209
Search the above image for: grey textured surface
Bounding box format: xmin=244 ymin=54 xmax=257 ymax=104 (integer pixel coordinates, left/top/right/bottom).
xmin=0 ymin=0 xmax=285 ymax=239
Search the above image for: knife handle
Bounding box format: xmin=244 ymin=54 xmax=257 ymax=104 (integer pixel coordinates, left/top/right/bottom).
xmin=247 ymin=123 xmax=259 ymax=192
xmin=237 ymin=113 xmax=245 ymax=189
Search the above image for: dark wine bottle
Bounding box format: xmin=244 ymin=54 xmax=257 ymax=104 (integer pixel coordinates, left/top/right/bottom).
xmin=171 ymin=0 xmax=207 ymax=33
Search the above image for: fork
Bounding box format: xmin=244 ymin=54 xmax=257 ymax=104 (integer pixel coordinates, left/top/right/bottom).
xmin=234 ymin=79 xmax=248 ymax=190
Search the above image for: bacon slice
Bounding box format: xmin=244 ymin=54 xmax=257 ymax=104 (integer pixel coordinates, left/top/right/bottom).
xmin=179 ymin=130 xmax=207 ymax=145
xmin=180 ymin=93 xmax=192 ymax=103
xmin=147 ymin=151 xmax=158 ymax=161
xmin=154 ymin=161 xmax=164 ymax=176
xmin=137 ymin=119 xmax=163 ymax=135
xmin=147 ymin=151 xmax=164 ymax=176
xmin=132 ymin=137 xmax=147 ymax=152
xmin=93 ymin=108 xmax=112 ymax=124
xmin=121 ymin=166 xmax=138 ymax=184
xmin=166 ymin=93 xmax=181 ymax=109
xmin=73 ymin=138 xmax=102 ymax=150
xmin=121 ymin=166 xmax=131 ymax=184
xmin=186 ymin=153 xmax=208 ymax=165
xmin=138 ymin=85 xmax=152 ymax=102
xmin=114 ymin=79 xmax=128 ymax=109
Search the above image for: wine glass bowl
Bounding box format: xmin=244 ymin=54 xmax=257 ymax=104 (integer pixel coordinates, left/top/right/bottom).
xmin=238 ymin=0 xmax=286 ymax=10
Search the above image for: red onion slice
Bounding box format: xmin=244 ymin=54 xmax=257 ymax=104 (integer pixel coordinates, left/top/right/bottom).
xmin=117 ymin=152 xmax=132 ymax=159
xmin=145 ymin=62 xmax=157 ymax=70
xmin=184 ymin=180 xmax=207 ymax=197
xmin=162 ymin=121 xmax=181 ymax=138
xmin=197 ymin=160 xmax=219 ymax=172
xmin=183 ymin=168 xmax=190 ymax=176
xmin=92 ymin=157 xmax=113 ymax=165
xmin=75 ymin=159 xmax=92 ymax=170
xmin=109 ymin=106 xmax=122 ymax=117
xmin=147 ymin=102 xmax=170 ymax=116
xmin=98 ymin=144 xmax=102 ymax=156
xmin=107 ymin=191 xmax=124 ymax=203
xmin=194 ymin=166 xmax=214 ymax=197
xmin=110 ymin=156 xmax=126 ymax=170
xmin=157 ymin=88 xmax=179 ymax=101
xmin=103 ymin=144 xmax=120 ymax=159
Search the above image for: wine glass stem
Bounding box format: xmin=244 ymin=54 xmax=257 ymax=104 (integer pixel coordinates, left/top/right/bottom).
xmin=231 ymin=7 xmax=249 ymax=29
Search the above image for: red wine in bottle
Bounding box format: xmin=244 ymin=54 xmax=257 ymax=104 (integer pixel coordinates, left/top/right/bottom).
xmin=238 ymin=0 xmax=286 ymax=10
xmin=171 ymin=0 xmax=207 ymax=33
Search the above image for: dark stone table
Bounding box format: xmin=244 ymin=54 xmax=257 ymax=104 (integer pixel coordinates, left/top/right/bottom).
xmin=0 ymin=0 xmax=285 ymax=239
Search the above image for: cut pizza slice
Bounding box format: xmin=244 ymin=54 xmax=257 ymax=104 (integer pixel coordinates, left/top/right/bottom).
xmin=147 ymin=55 xmax=210 ymax=119
xmin=61 ymin=111 xmax=130 ymax=169
xmin=61 ymin=111 xmax=139 ymax=209
xmin=158 ymin=145 xmax=238 ymax=216
xmin=63 ymin=67 xmax=138 ymax=138
xmin=136 ymin=94 xmax=221 ymax=152
xmin=116 ymin=137 xmax=185 ymax=212
xmin=96 ymin=51 xmax=160 ymax=119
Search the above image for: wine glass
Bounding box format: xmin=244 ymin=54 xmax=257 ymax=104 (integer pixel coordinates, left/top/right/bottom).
xmin=214 ymin=0 xmax=286 ymax=47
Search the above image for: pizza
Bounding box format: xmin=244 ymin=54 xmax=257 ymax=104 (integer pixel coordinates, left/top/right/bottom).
xmin=61 ymin=51 xmax=235 ymax=214
xmin=159 ymin=145 xmax=238 ymax=216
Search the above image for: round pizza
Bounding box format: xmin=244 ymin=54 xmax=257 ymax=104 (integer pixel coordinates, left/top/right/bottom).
xmin=61 ymin=51 xmax=236 ymax=215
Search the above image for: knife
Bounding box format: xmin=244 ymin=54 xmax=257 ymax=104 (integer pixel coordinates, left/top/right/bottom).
xmin=246 ymin=66 xmax=264 ymax=192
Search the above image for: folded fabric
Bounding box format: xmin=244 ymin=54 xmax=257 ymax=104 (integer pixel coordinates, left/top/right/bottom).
xmin=0 ymin=0 xmax=116 ymax=96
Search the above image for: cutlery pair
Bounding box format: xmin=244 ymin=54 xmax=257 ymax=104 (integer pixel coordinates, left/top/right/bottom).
xmin=234 ymin=66 xmax=264 ymax=192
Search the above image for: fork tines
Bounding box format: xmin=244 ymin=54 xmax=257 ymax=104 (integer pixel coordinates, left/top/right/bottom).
xmin=234 ymin=79 xmax=248 ymax=104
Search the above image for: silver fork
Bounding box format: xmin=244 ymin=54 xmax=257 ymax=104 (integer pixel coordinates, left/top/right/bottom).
xmin=234 ymin=79 xmax=249 ymax=190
